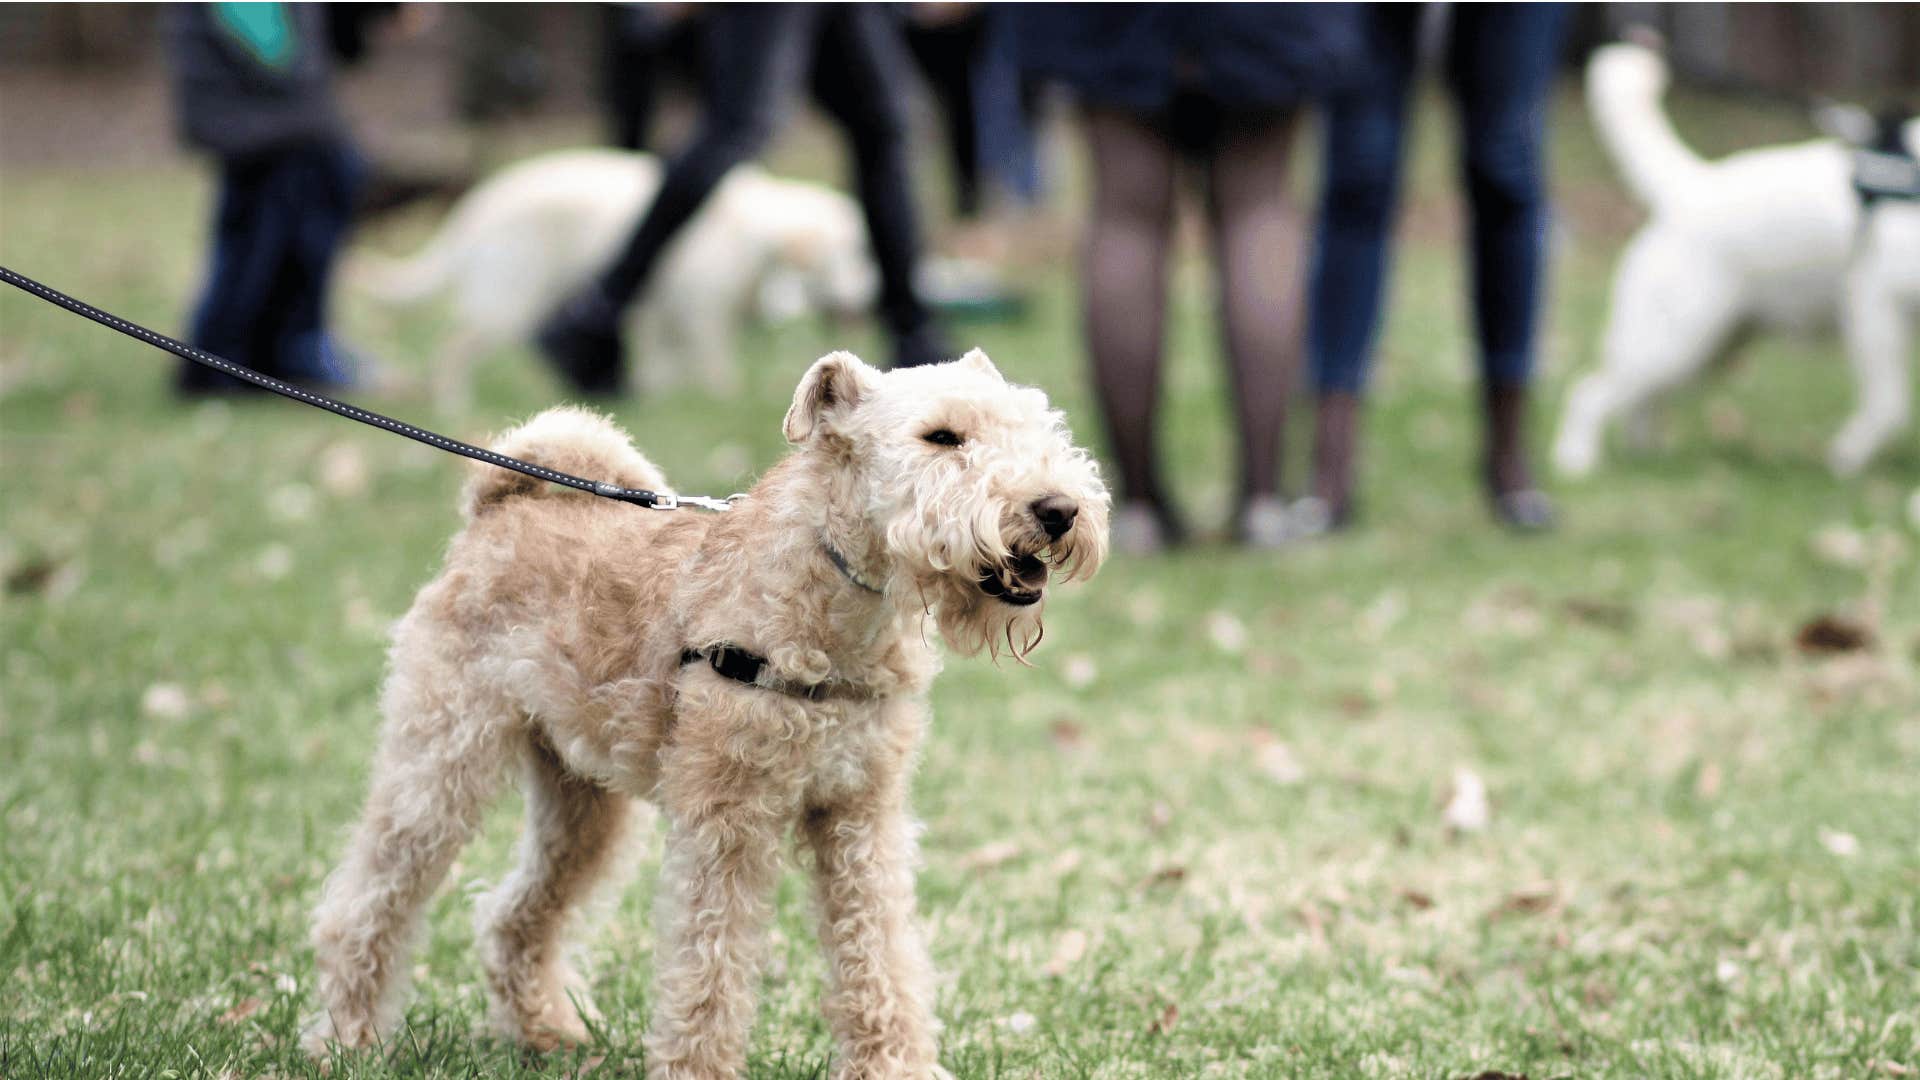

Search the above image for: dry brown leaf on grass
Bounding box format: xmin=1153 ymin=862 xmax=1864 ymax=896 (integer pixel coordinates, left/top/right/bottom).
xmin=1442 ymin=767 xmax=1491 ymax=833
xmin=1561 ymin=596 xmax=1635 ymax=631
xmin=1398 ymin=888 xmax=1435 ymax=911
xmin=1818 ymin=827 xmax=1861 ymax=857
xmin=1694 ymin=760 xmax=1723 ymax=800
xmin=1206 ymin=610 xmax=1248 ymax=654
xmin=217 ymin=997 xmax=264 ymax=1025
xmin=1048 ymin=717 xmax=1086 ymax=752
xmin=1060 ymin=653 xmax=1098 ymax=689
xmin=1795 ymin=613 xmax=1875 ymax=655
xmin=316 ymin=441 xmax=371 ymax=498
xmin=959 ymin=840 xmax=1022 ymax=872
xmin=1248 ymin=731 xmax=1307 ymax=785
xmin=1141 ymin=864 xmax=1187 ymax=890
xmin=141 ymin=683 xmax=192 ymax=721
xmin=1486 ymin=884 xmax=1559 ymax=922
xmin=1146 ymin=1002 xmax=1179 ymax=1036
xmin=1042 ymin=929 xmax=1088 ymax=976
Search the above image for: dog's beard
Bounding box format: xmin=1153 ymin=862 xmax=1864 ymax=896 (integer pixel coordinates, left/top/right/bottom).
xmin=918 ymin=528 xmax=1106 ymax=662
xmin=922 ymin=570 xmax=1047 ymax=662
xmin=890 ymin=487 xmax=1108 ymax=662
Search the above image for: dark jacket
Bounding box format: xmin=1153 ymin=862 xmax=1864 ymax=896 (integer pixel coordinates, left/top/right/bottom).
xmin=1015 ymin=3 xmax=1365 ymax=111
xmin=165 ymin=2 xmax=346 ymax=161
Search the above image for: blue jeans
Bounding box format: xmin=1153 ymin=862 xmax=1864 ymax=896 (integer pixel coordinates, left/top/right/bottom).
xmin=182 ymin=139 xmax=363 ymax=391
xmin=1309 ymin=3 xmax=1567 ymax=395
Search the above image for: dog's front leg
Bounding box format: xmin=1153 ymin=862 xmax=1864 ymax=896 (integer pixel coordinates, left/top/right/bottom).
xmin=643 ymin=800 xmax=786 ymax=1080
xmin=801 ymin=780 xmax=941 ymax=1078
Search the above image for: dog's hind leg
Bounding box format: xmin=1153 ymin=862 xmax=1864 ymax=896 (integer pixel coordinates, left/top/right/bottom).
xmin=476 ymin=734 xmax=635 ymax=1050
xmin=1556 ymin=237 xmax=1741 ymax=476
xmin=1830 ymin=253 xmax=1912 ymax=476
xmin=305 ymin=667 xmax=514 ymax=1055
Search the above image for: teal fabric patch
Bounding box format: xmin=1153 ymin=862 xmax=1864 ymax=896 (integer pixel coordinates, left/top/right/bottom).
xmin=214 ymin=2 xmax=294 ymax=69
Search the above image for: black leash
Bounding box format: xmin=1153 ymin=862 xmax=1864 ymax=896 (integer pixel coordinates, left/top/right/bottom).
xmin=0 ymin=265 xmax=740 ymax=512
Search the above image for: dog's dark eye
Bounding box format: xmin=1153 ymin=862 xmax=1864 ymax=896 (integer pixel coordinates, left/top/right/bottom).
xmin=922 ymin=428 xmax=964 ymax=447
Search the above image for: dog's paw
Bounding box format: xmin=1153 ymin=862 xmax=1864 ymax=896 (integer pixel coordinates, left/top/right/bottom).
xmin=300 ymin=1013 xmax=377 ymax=1060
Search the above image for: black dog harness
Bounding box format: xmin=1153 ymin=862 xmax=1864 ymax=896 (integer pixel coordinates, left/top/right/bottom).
xmin=680 ymin=645 xmax=874 ymax=701
xmin=1853 ymin=108 xmax=1920 ymax=206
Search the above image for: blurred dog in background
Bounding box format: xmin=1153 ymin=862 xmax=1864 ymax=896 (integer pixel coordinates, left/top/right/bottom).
xmin=1556 ymin=42 xmax=1919 ymax=478
xmin=357 ymin=148 xmax=876 ymax=406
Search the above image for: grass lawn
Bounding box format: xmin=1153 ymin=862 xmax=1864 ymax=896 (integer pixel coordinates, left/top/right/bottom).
xmin=3 ymin=84 xmax=1917 ymax=1079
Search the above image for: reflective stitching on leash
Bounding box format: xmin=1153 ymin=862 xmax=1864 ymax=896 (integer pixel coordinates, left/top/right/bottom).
xmin=0 ymin=265 xmax=745 ymax=512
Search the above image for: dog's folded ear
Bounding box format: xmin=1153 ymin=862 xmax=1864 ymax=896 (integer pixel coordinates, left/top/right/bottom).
xmin=784 ymin=351 xmax=880 ymax=443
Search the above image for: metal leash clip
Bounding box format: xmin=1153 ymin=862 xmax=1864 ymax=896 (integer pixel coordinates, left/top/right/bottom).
xmin=674 ymin=493 xmax=749 ymax=512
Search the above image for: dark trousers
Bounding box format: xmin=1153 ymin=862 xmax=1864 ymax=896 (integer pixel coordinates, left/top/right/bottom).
xmin=181 ymin=140 xmax=363 ymax=392
xmin=1309 ymin=3 xmax=1567 ymax=395
xmin=596 ymin=3 xmax=931 ymax=338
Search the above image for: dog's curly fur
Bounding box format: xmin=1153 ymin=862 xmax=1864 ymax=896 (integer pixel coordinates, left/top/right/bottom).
xmin=304 ymin=350 xmax=1108 ymax=1078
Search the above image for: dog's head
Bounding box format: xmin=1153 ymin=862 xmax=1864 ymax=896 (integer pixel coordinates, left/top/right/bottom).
xmin=783 ymin=349 xmax=1109 ymax=659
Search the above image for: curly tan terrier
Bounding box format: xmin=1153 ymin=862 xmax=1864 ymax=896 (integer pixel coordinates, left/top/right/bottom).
xmin=304 ymin=349 xmax=1109 ymax=1077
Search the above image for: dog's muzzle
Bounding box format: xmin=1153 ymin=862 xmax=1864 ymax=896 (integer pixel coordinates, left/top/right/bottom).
xmin=975 ymin=495 xmax=1079 ymax=605
xmin=977 ymin=551 xmax=1049 ymax=606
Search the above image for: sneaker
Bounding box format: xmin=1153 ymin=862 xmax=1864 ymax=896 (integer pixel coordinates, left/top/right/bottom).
xmin=1235 ymin=495 xmax=1294 ymax=549
xmin=1490 ymin=487 xmax=1556 ymax=533
xmin=1111 ymin=501 xmax=1169 ymax=556
xmin=534 ymin=285 xmax=626 ymax=396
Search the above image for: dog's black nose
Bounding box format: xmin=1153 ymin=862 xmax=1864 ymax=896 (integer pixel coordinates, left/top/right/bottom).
xmin=1031 ymin=494 xmax=1078 ymax=539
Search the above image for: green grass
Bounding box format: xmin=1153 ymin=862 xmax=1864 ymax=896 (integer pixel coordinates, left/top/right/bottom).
xmin=3 ymin=86 xmax=1918 ymax=1078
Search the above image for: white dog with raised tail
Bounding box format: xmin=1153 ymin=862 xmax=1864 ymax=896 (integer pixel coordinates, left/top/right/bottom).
xmin=1554 ymin=42 xmax=1919 ymax=478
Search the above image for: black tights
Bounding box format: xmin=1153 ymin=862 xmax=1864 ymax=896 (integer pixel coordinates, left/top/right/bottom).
xmin=1082 ymin=106 xmax=1306 ymax=520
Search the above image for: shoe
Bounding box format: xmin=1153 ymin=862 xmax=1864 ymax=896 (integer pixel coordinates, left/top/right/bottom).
xmin=1482 ymin=380 xmax=1553 ymax=532
xmin=534 ymin=285 xmax=626 ymax=396
xmin=1285 ymin=495 xmax=1353 ymax=541
xmin=1490 ymin=487 xmax=1556 ymax=532
xmin=890 ymin=320 xmax=955 ymax=370
xmin=1111 ymin=500 xmax=1187 ymax=556
xmin=1307 ymin=390 xmax=1361 ymax=529
xmin=1234 ymin=495 xmax=1293 ymax=549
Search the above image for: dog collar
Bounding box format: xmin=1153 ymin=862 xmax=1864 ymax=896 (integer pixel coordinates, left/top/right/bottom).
xmin=821 ymin=538 xmax=884 ymax=595
xmin=1854 ymin=110 xmax=1920 ymax=205
xmin=680 ymin=645 xmax=872 ymax=701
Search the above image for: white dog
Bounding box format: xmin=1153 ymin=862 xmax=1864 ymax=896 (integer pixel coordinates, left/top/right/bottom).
xmin=358 ymin=148 xmax=877 ymax=406
xmin=1554 ymin=43 xmax=1919 ymax=478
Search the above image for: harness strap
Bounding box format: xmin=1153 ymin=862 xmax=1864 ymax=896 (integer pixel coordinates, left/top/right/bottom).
xmin=1853 ymin=109 xmax=1920 ymax=205
xmin=681 ymin=645 xmax=868 ymax=702
xmin=0 ymin=265 xmax=740 ymax=512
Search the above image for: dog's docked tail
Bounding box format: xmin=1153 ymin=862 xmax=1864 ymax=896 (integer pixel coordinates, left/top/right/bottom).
xmin=1586 ymin=41 xmax=1707 ymax=210
xmin=463 ymin=407 xmax=670 ymax=518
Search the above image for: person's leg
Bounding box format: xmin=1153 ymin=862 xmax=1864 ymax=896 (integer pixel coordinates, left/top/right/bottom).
xmin=1448 ymin=3 xmax=1568 ymax=526
xmin=602 ymin=4 xmax=666 ymax=151
xmin=810 ymin=4 xmax=949 ymax=368
xmin=273 ymin=141 xmax=366 ymax=386
xmin=1305 ymin=8 xmax=1421 ymax=524
xmin=181 ymin=157 xmax=292 ymax=394
xmin=1203 ymin=107 xmax=1307 ymax=542
xmin=539 ymin=4 xmax=816 ymax=392
xmin=1079 ymin=107 xmax=1181 ymax=548
xmin=903 ymin=15 xmax=984 ymax=218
